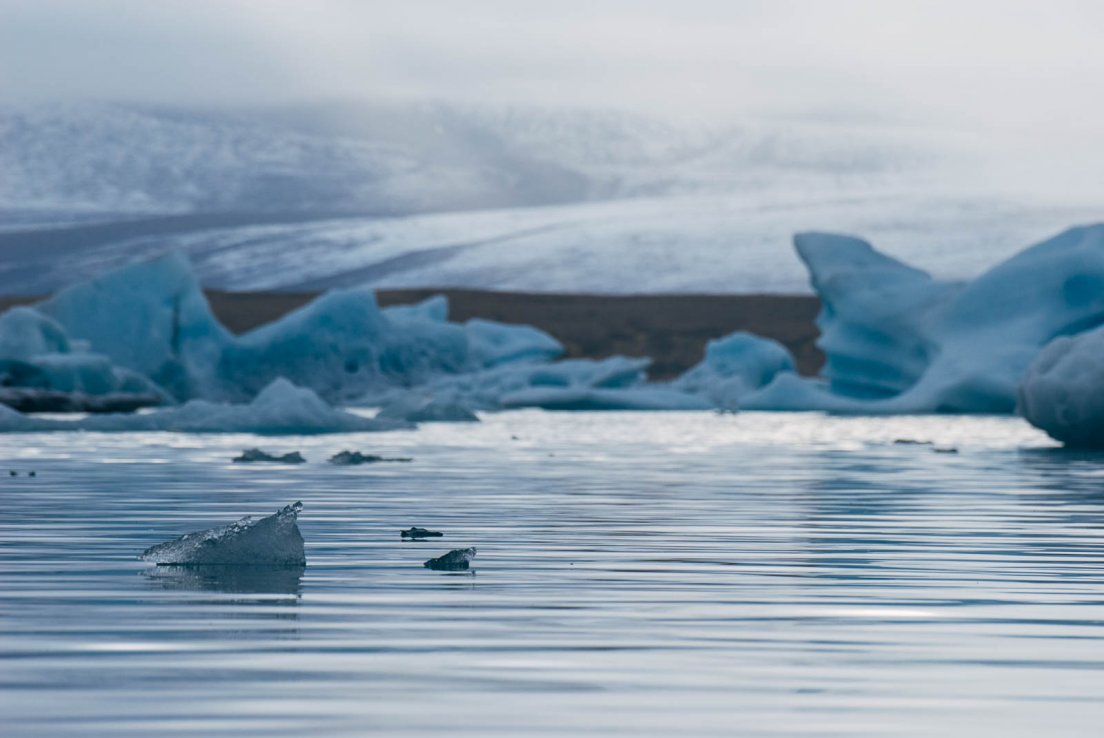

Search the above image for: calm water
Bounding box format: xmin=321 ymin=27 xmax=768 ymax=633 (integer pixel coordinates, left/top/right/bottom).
xmin=1 ymin=412 xmax=1103 ymax=737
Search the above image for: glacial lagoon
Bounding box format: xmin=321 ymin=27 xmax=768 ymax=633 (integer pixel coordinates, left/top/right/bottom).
xmin=2 ymin=411 xmax=1103 ymax=737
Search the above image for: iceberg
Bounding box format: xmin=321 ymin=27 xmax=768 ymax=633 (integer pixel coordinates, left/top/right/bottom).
xmin=219 ymin=288 xmax=474 ymax=402
xmin=463 ymin=318 xmax=563 ymax=368
xmin=744 ymin=225 xmax=1104 ymax=414
xmin=141 ymin=502 xmax=306 ymax=567
xmin=382 ymin=295 xmax=449 ymax=323
xmin=375 ymin=393 xmax=479 ymax=422
xmin=0 ymin=378 xmax=407 ymax=434
xmin=6 ymin=254 xmax=574 ymax=409
xmin=673 ymin=331 xmax=797 ymax=409
xmin=37 ymin=252 xmax=231 ymax=400
xmin=0 ymin=307 xmax=71 ymax=359
xmin=0 ymin=306 xmax=169 ymax=407
xmin=1019 ymin=328 xmax=1104 ymax=448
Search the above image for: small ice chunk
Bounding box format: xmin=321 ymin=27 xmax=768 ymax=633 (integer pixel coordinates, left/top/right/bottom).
xmin=401 ymin=527 xmax=443 ymax=539
xmin=232 ymin=448 xmax=306 ymax=464
xmin=329 ymin=450 xmax=412 ymax=465
xmin=141 ymin=502 xmax=306 ymax=566
xmin=424 ymin=547 xmax=476 ymax=571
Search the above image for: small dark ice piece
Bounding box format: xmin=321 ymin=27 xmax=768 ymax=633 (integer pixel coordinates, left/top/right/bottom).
xmin=329 ymin=450 xmax=412 ymax=465
xmin=424 ymin=547 xmax=476 ymax=571
xmin=233 ymin=448 xmax=306 ymax=464
xmin=8 ymin=470 xmax=16 ymax=476
xmin=401 ymin=527 xmax=444 ymax=539
xmin=893 ymin=439 xmax=933 ymax=446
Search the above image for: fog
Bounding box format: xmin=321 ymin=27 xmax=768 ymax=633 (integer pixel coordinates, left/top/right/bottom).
xmin=3 ymin=0 xmax=1102 ymax=134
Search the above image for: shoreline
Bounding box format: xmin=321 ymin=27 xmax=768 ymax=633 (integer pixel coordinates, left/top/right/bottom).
xmin=1 ymin=290 xmax=824 ymax=380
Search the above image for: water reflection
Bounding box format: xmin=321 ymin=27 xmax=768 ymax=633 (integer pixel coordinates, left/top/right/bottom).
xmin=1018 ymin=447 xmax=1104 ymax=496
xmin=142 ymin=564 xmax=306 ymax=596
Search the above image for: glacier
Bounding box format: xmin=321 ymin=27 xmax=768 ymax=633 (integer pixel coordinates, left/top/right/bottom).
xmin=141 ymin=502 xmax=306 ymax=567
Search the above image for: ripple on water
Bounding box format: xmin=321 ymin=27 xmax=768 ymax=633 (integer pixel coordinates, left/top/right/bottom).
xmin=0 ymin=412 xmax=1102 ymax=737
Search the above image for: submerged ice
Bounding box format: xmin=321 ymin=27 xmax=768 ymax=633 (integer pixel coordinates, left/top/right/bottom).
xmin=141 ymin=502 xmax=306 ymax=567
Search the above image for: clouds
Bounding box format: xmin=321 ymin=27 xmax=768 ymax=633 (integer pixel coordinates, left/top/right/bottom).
xmin=1 ymin=0 xmax=1102 ymax=136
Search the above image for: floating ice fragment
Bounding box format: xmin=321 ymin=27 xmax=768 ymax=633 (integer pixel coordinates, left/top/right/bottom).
xmin=232 ymin=448 xmax=306 ymax=464
xmin=141 ymin=502 xmax=306 ymax=567
xmin=329 ymin=450 xmax=412 ymax=465
xmin=424 ymin=547 xmax=476 ymax=571
xmin=401 ymin=527 xmax=443 ymax=539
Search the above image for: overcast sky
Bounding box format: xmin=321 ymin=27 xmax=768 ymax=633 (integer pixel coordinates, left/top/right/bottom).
xmin=2 ymin=0 xmax=1102 ymax=137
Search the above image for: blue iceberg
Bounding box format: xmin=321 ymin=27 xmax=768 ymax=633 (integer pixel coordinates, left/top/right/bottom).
xmin=743 ymin=224 xmax=1104 ymax=414
xmin=1019 ymin=327 xmax=1104 ymax=448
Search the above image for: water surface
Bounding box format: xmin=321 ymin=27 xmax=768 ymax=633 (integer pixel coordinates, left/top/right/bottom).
xmin=2 ymin=412 xmax=1102 ymax=736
